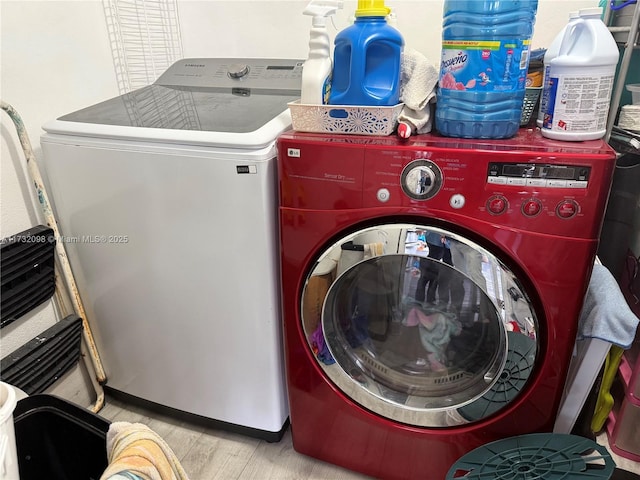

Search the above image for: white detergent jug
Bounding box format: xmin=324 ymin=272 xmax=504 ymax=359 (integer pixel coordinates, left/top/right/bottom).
xmin=536 ymin=10 xmax=580 ymax=128
xmin=540 ymin=7 xmax=619 ymax=141
xmin=0 ymin=382 xmax=19 ymax=480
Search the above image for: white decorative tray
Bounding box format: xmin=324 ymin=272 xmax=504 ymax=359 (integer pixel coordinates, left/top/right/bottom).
xmin=288 ymin=101 xmax=403 ymax=136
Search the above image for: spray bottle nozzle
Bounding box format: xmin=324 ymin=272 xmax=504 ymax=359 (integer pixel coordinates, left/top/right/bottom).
xmin=303 ymin=0 xmax=344 ymax=25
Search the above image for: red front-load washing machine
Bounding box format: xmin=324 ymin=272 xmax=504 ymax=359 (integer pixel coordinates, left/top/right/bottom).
xmin=277 ymin=129 xmax=615 ymax=480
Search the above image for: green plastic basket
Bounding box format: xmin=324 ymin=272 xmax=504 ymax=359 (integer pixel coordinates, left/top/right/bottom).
xmin=447 ymin=432 xmax=616 ymax=480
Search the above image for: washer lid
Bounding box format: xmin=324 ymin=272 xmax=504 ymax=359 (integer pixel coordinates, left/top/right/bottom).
xmin=43 ymin=58 xmax=303 ymax=148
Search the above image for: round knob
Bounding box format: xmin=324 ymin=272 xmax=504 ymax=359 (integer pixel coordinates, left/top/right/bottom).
xmin=228 ymin=63 xmax=250 ymax=79
xmin=556 ymin=200 xmax=579 ymax=219
xmin=487 ymin=195 xmax=508 ymax=215
xmin=400 ymin=160 xmax=443 ymax=200
xmin=522 ymin=199 xmax=542 ymax=217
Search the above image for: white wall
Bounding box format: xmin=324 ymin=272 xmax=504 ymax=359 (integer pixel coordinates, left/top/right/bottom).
xmin=177 ymin=0 xmax=596 ymax=61
xmin=1 ymin=1 xmax=118 ymax=354
xmin=0 ymin=0 xmax=596 ymax=356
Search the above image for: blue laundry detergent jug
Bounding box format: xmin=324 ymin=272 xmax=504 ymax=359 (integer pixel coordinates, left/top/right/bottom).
xmin=435 ymin=0 xmax=539 ymax=139
xmin=328 ymin=0 xmax=403 ymax=106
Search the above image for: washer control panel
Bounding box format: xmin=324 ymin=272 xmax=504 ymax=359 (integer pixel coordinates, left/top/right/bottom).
xmin=155 ymin=58 xmax=304 ymax=90
xmin=379 ymin=150 xmax=605 ymax=234
xmin=392 ymin=157 xmax=591 ymax=221
xmin=276 ymin=130 xmax=615 ymax=239
xmin=487 ymin=162 xmax=591 ymax=189
xmin=481 ymin=162 xmax=592 ymax=220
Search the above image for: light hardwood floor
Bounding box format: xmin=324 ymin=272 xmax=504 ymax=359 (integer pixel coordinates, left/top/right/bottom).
xmin=45 ymin=364 xmax=640 ymax=479
xmin=96 ymin=395 xmax=370 ymax=480
xmin=46 ymin=365 xmax=371 ymax=480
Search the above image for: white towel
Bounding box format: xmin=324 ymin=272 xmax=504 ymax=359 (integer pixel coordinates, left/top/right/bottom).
xmin=398 ymin=48 xmax=439 ymax=135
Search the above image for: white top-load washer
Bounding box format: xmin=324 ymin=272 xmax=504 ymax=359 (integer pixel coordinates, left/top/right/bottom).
xmin=41 ymin=58 xmax=303 ymax=440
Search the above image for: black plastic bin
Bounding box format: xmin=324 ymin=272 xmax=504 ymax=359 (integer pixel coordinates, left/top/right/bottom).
xmin=13 ymin=394 xmax=110 ymax=480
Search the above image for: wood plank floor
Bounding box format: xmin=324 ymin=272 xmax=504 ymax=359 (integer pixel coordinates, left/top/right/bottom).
xmin=96 ymin=395 xmax=370 ymax=480
xmin=46 ymin=365 xmax=371 ymax=479
xmin=45 ymin=364 xmax=640 ymax=479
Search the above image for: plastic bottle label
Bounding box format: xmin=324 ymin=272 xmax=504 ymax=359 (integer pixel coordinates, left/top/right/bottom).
xmin=542 ymin=72 xmax=615 ymax=133
xmin=440 ymin=39 xmax=530 ymax=92
xmin=323 ymin=74 xmax=331 ymax=104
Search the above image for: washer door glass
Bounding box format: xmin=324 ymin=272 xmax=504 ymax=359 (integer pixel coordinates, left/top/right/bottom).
xmin=301 ymin=224 xmax=539 ymax=427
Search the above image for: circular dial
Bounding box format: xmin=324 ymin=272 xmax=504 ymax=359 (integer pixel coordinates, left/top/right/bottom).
xmin=401 ymin=160 xmax=443 ymax=200
xmin=228 ymin=63 xmax=250 ymax=79
xmin=487 ymin=195 xmax=508 ymax=215
xmin=556 ymin=199 xmax=579 ymax=219
xmin=522 ymin=198 xmax=542 ymax=217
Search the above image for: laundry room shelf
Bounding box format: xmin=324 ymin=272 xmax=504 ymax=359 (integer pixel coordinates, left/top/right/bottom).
xmin=603 ymin=0 xmax=640 ymax=139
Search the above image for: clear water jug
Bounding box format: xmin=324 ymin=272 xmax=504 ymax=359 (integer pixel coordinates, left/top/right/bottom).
xmin=436 ymin=0 xmax=539 ymax=139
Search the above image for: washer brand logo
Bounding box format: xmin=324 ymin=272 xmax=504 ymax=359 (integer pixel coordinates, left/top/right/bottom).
xmin=236 ymin=165 xmax=257 ymax=174
xmin=288 ymin=148 xmax=301 ymax=158
xmin=184 ymin=64 xmax=205 ymax=67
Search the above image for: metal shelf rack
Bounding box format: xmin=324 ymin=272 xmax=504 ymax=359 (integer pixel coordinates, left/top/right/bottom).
xmin=604 ymin=0 xmax=640 ymax=140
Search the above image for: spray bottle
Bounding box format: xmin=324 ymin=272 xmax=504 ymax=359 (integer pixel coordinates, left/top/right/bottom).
xmin=301 ymin=0 xmax=344 ymax=105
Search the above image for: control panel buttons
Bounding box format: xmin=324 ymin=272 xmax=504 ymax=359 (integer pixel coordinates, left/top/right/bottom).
xmin=526 ymin=178 xmax=547 ymax=187
xmin=487 ymin=176 xmax=507 ymax=185
xmin=487 ymin=195 xmax=508 ymax=215
xmin=377 ymin=188 xmax=390 ymax=203
xmin=450 ymin=194 xmax=465 ymax=209
xmin=486 ymin=163 xmax=591 ymax=190
xmin=547 ymin=179 xmax=568 ymax=188
xmin=556 ymin=200 xmax=579 ymax=219
xmin=506 ymin=178 xmax=526 ymax=186
xmin=522 ymin=199 xmax=542 ymax=217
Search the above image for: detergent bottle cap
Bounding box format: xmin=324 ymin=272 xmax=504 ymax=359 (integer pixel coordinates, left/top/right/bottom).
xmin=355 ymin=0 xmax=390 ymax=17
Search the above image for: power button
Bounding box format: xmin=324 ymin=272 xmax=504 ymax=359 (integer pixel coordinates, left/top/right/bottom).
xmin=450 ymin=194 xmax=466 ymax=209
xmin=377 ymin=188 xmax=390 ymax=203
